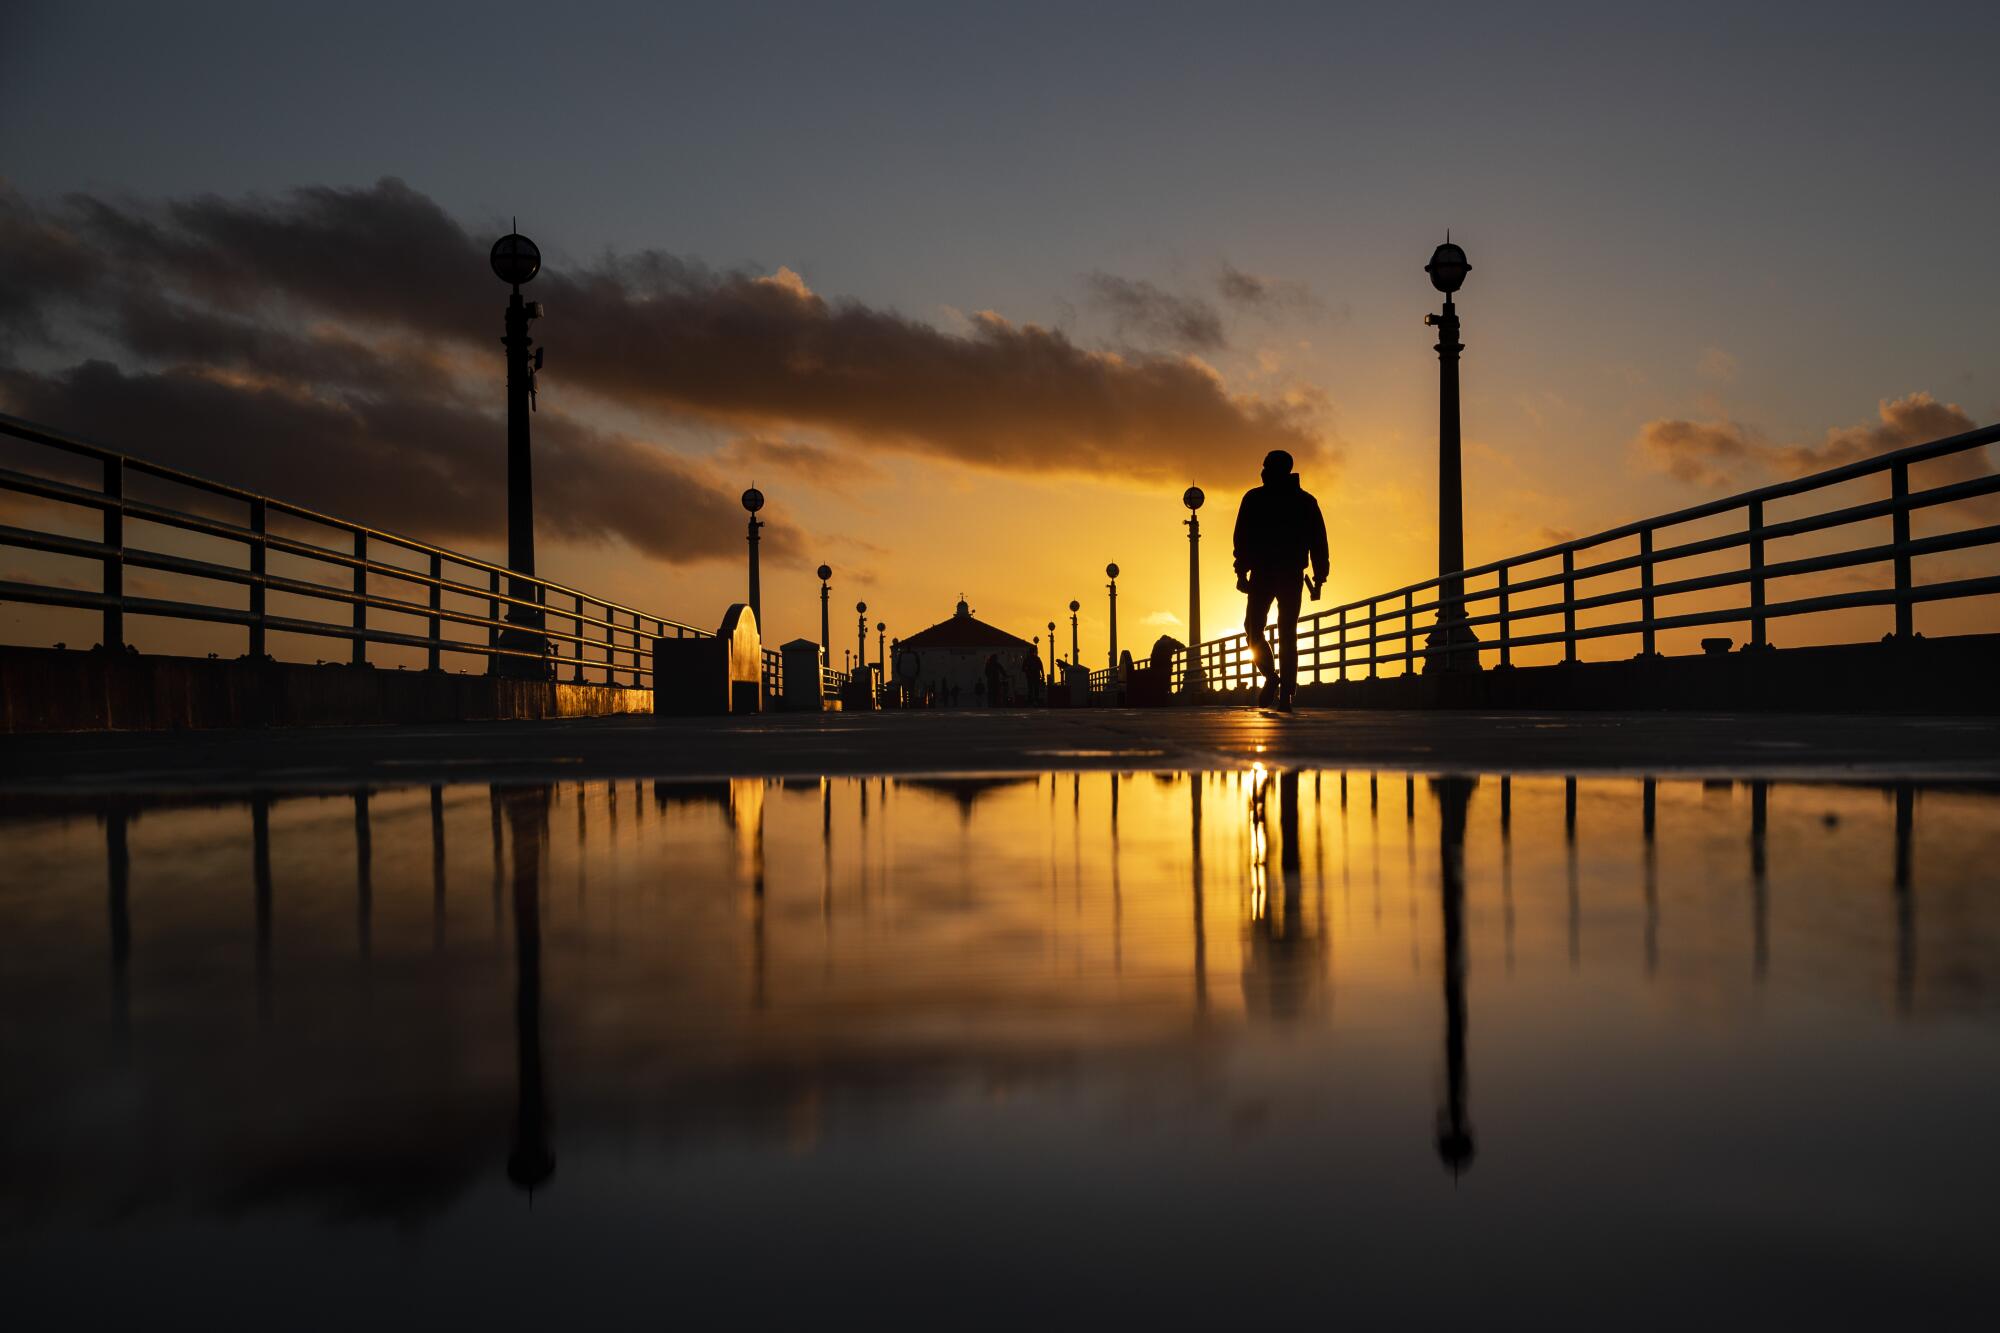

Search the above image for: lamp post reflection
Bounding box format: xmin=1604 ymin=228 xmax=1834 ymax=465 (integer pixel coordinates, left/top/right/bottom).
xmin=499 ymin=783 xmax=556 ymax=1196
xmin=1433 ymin=775 xmax=1476 ymax=1178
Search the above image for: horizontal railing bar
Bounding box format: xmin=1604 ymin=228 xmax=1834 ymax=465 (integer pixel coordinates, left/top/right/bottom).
xmin=0 ymin=415 xmax=705 ymax=636
xmin=0 ymin=577 xmax=656 ymax=678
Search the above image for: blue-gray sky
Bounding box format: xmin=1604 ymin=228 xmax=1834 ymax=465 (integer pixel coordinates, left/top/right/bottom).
xmin=3 ymin=0 xmax=1995 ymax=650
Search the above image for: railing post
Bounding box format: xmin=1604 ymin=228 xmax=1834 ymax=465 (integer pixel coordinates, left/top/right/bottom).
xmin=249 ymin=498 xmax=267 ymax=661
xmin=1403 ymin=590 xmax=1415 ymax=676
xmin=426 ymin=552 xmax=442 ymax=671
xmin=487 ymin=567 xmax=501 ymax=667
xmin=1562 ymin=549 xmax=1577 ymax=663
xmin=350 ymin=532 xmax=367 ymax=666
xmin=1891 ymin=462 xmax=1913 ymax=639
xmin=1496 ymin=563 xmax=1511 ymax=668
xmin=1368 ymin=600 xmax=1379 ymax=679
xmin=1748 ymin=499 xmax=1767 ymax=649
xmin=1639 ymin=528 xmax=1656 ymax=658
xmin=1337 ymin=605 xmax=1348 ymax=682
xmin=101 ymin=457 xmax=124 ymax=652
xmin=571 ymin=595 xmax=584 ymax=683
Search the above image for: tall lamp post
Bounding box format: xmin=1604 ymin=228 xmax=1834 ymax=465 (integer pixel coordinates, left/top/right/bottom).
xmin=855 ymin=602 xmax=868 ymax=681
xmin=1069 ymin=600 xmax=1080 ymax=666
xmin=1105 ymin=563 xmax=1120 ymax=671
xmin=742 ymin=486 xmax=765 ymax=631
xmin=1183 ymin=486 xmax=1206 ymax=693
xmin=490 ymin=230 xmax=550 ymax=678
xmin=816 ymin=564 xmax=832 ymax=664
xmin=875 ymin=621 xmax=886 ymax=677
xmin=1047 ymin=621 xmax=1057 ymax=675
xmin=1423 ymin=238 xmax=1479 ymax=671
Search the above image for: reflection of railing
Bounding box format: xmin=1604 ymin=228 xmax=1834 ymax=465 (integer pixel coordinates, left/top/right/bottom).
xmin=1174 ymin=421 xmax=2000 ymax=690
xmin=0 ymin=412 xmax=709 ymax=687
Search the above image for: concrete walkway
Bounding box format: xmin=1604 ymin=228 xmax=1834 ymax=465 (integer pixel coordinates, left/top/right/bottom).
xmin=5 ymin=708 xmax=1999 ymax=793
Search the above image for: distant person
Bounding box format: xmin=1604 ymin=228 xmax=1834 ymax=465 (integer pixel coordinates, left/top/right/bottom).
xmin=1022 ymin=648 xmax=1044 ymax=703
xmin=1233 ymin=449 xmax=1329 ymax=711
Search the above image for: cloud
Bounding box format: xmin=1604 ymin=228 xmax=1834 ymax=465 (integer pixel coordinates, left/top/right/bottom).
xmin=1217 ymin=264 xmax=1315 ymax=313
xmin=1635 ymin=394 xmax=1991 ymax=512
xmin=0 ymin=357 xmax=790 ymax=567
xmin=0 ymin=180 xmax=1324 ymax=524
xmin=1081 ymin=272 xmax=1225 ymax=352
xmin=1771 ymin=392 xmax=1976 ymax=476
xmin=721 ymin=435 xmax=880 ymax=491
xmin=1696 ymin=346 xmax=1738 ymax=383
xmin=1634 ymin=417 xmax=1763 ymax=488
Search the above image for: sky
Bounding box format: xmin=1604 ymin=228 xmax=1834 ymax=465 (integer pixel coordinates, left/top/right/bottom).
xmin=2 ymin=0 xmax=1996 ymax=664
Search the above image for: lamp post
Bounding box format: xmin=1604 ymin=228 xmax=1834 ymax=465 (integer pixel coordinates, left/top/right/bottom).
xmin=1069 ymin=600 xmax=1080 ymax=666
xmin=816 ymin=564 xmax=832 ymax=664
xmin=875 ymin=621 xmax=885 ymax=677
xmin=1047 ymin=621 xmax=1056 ymax=675
xmin=1105 ymin=564 xmax=1120 ymax=671
xmin=1423 ymin=238 xmax=1479 ymax=672
xmin=855 ymin=601 xmax=868 ymax=681
xmin=1183 ymin=486 xmax=1206 ymax=693
xmin=490 ymin=230 xmax=550 ymax=678
xmin=742 ymin=486 xmax=766 ymax=631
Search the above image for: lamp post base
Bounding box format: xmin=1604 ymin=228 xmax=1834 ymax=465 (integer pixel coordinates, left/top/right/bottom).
xmin=1423 ymin=614 xmax=1482 ymax=673
xmin=494 ymin=621 xmax=554 ymax=681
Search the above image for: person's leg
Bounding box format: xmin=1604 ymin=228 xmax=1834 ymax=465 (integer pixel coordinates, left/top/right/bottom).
xmin=1244 ymin=580 xmax=1278 ymax=684
xmin=1275 ymin=573 xmax=1304 ymax=703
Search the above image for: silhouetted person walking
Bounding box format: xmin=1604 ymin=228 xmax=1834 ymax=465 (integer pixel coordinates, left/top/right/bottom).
xmin=1233 ymin=450 xmax=1328 ymax=710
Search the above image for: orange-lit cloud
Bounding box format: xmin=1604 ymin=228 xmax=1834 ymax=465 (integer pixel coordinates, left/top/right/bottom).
xmin=0 ymin=180 xmax=1325 ymax=522
xmin=1635 ymin=393 xmax=1990 ymax=510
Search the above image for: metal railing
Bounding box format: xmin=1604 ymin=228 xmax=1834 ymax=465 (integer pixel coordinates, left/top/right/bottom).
xmin=1174 ymin=420 xmax=2000 ymax=690
xmin=0 ymin=412 xmax=711 ymax=687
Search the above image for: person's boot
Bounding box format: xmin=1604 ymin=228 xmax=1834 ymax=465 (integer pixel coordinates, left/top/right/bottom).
xmin=1275 ymin=687 xmax=1295 ymax=713
xmin=1256 ymin=676 xmax=1277 ymax=709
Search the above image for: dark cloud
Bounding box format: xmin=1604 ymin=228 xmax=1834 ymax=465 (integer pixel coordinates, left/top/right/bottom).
xmin=1636 ymin=394 xmax=1992 ymax=514
xmin=0 ymin=358 xmax=788 ymax=567
xmin=721 ymin=436 xmax=880 ymax=491
xmin=1217 ymin=263 xmax=1315 ymax=312
xmin=1634 ymin=417 xmax=1762 ymax=488
xmin=0 ymin=180 xmax=1324 ymax=528
xmin=1081 ymin=272 xmax=1227 ymax=352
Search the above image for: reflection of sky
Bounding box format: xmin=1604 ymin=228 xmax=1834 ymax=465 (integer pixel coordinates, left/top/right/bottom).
xmin=2 ymin=771 xmax=1996 ymax=1319
xmin=3 ymin=3 xmax=1996 ymax=656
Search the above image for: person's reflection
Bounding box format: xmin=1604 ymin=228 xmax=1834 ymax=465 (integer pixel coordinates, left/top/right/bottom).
xmin=1241 ymin=768 xmax=1323 ymax=1022
xmin=1432 ymin=776 xmax=1476 ymax=1178
xmin=498 ymin=783 xmax=556 ymax=1196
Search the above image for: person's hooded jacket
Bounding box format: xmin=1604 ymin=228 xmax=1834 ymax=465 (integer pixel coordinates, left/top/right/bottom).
xmin=1233 ymin=473 xmax=1329 ymax=585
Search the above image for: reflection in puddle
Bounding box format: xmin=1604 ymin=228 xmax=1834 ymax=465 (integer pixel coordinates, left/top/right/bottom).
xmin=3 ymin=771 xmax=1997 ymax=1321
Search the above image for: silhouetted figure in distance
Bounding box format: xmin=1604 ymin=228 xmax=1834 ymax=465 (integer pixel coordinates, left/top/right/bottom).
xmin=1233 ymin=449 xmax=1328 ymax=711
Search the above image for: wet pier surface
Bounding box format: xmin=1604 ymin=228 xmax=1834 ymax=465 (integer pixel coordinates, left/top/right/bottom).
xmin=7 ymin=706 xmax=2000 ymax=792
xmin=5 ymin=718 xmax=1999 ymax=1325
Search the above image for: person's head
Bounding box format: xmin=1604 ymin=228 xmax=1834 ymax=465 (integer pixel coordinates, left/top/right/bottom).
xmin=1260 ymin=450 xmax=1294 ymax=485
